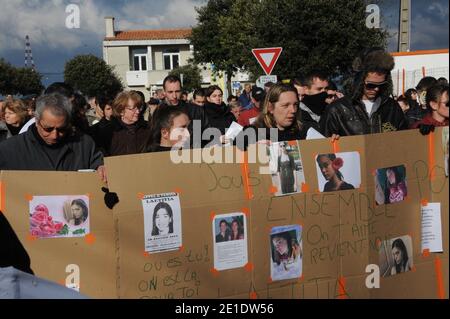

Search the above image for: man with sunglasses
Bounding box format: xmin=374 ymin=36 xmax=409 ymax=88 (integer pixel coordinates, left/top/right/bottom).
xmin=320 ymin=48 xmax=408 ymax=137
xmin=0 ymin=93 xmax=103 ymax=175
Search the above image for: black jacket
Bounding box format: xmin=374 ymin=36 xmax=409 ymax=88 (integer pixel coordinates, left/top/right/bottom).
xmin=92 ymin=117 xmax=152 ymax=157
xmin=0 ymin=120 xmax=28 ymax=143
xmin=319 ymin=96 xmax=408 ymax=137
xmin=0 ymin=212 xmax=33 ymax=274
xmin=236 ymin=121 xmax=320 ymax=150
xmin=158 ymin=101 xmax=210 ymax=130
xmin=157 ymin=101 xmax=210 ymax=148
xmin=88 ymin=117 xmax=111 ymax=154
xmin=0 ymin=121 xmax=10 ymax=143
xmin=0 ymin=124 xmax=103 ymax=171
xmin=204 ymin=102 xmax=235 ymax=135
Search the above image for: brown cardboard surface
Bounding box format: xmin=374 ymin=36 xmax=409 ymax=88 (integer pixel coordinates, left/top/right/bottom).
xmin=1 ymin=128 xmax=448 ymax=299
xmin=115 ymin=201 xmax=253 ymax=299
xmin=371 ymin=258 xmax=448 ymax=299
xmin=431 ymin=176 xmax=449 ymax=258
xmin=0 ymin=171 xmax=116 ymax=298
xmin=250 ymin=196 xmax=339 ymax=292
xmin=105 ymin=149 xmax=248 ymax=211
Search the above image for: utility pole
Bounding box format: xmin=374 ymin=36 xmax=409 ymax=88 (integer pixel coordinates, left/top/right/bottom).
xmin=398 ymin=0 xmax=411 ymax=52
xmin=24 ymin=35 xmax=36 ymax=71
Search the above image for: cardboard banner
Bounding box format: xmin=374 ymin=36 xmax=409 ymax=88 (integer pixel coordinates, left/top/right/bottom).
xmin=1 ymin=128 xmax=448 ymax=299
xmin=0 ymin=171 xmax=116 ymax=298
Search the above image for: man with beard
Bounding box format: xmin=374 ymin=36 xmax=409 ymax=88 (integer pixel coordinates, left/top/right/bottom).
xmin=298 ymin=71 xmax=331 ymax=124
xmin=320 ymin=48 xmax=408 ymax=136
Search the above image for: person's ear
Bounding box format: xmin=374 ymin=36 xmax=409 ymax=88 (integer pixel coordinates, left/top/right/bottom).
xmin=267 ymin=102 xmax=275 ymax=114
xmin=429 ymin=101 xmax=439 ymax=111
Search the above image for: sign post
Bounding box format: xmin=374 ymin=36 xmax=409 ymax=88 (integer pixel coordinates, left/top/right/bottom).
xmin=251 ymin=47 xmax=283 ymax=75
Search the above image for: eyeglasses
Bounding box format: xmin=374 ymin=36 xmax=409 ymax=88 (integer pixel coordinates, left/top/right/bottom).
xmin=365 ymin=81 xmax=388 ymax=90
xmin=327 ymin=94 xmax=337 ymax=99
xmin=38 ymin=121 xmax=69 ymax=134
xmin=125 ymin=105 xmax=144 ymax=112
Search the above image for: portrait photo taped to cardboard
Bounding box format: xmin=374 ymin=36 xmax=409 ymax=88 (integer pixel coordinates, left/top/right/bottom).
xmin=29 ymin=195 xmax=90 ymax=238
xmin=315 ymin=151 xmax=361 ymax=192
xmin=268 ymin=141 xmax=306 ymax=196
xmin=270 ymin=225 xmax=303 ymax=281
xmin=213 ymin=212 xmax=248 ymax=271
xmin=379 ymin=235 xmax=413 ymax=277
xmin=142 ymin=192 xmax=182 ymax=253
xmin=374 ymin=165 xmax=407 ymax=205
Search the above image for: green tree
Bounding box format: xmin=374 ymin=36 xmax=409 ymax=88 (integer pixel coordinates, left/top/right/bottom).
xmin=13 ymin=67 xmax=44 ymax=95
xmin=192 ymin=0 xmax=388 ymax=85
xmin=0 ymin=59 xmax=16 ymax=95
xmin=190 ymin=0 xmax=239 ymax=95
xmin=248 ymin=0 xmax=388 ymax=80
xmin=0 ymin=58 xmax=43 ymax=96
xmin=169 ymin=64 xmax=202 ymax=92
xmin=64 ymin=54 xmax=123 ymax=97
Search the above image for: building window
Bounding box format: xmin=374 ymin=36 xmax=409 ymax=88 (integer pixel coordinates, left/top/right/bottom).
xmin=163 ymin=49 xmax=180 ymax=70
xmin=130 ymin=47 xmax=148 ymax=71
xmin=133 ymin=54 xmax=147 ymax=71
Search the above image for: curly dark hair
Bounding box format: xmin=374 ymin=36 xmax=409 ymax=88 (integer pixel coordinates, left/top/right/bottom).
xmin=350 ymin=48 xmax=395 ymax=102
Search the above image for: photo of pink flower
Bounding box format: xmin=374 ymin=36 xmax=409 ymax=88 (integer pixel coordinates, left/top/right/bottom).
xmin=28 ymin=196 xmax=90 ymax=239
xmin=30 ymin=204 xmax=65 ymax=238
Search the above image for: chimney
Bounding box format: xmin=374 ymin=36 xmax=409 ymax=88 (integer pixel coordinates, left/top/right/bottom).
xmin=105 ymin=17 xmax=115 ymax=38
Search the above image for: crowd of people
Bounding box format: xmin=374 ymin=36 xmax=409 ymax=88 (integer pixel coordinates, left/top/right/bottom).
xmin=0 ymin=46 xmax=448 ymax=277
xmin=0 ymin=48 xmax=448 ymax=174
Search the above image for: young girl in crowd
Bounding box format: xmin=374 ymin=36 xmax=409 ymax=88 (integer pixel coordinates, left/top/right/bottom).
xmin=411 ymin=84 xmax=449 ymax=129
xmin=148 ymin=105 xmax=190 ymax=152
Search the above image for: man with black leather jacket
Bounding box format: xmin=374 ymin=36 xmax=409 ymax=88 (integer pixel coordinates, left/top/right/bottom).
xmin=320 ymin=48 xmax=408 ymax=136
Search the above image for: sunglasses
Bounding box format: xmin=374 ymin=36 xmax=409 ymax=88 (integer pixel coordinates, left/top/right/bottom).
xmin=38 ymin=121 xmax=69 ymax=134
xmin=365 ymin=81 xmax=388 ymax=90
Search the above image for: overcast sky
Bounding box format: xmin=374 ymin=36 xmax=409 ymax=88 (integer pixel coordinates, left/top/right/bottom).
xmin=0 ymin=0 xmax=448 ymax=86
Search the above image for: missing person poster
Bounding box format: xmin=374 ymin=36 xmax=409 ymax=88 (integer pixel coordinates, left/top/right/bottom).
xmin=374 ymin=165 xmax=407 ymax=205
xmin=29 ymin=195 xmax=90 ymax=238
xmin=315 ymin=151 xmax=361 ymax=192
xmin=270 ymin=225 xmax=303 ymax=281
xmin=379 ymin=235 xmax=414 ymax=277
xmin=213 ymin=212 xmax=248 ymax=271
xmin=268 ymin=141 xmax=306 ymax=196
xmin=142 ymin=192 xmax=182 ymax=253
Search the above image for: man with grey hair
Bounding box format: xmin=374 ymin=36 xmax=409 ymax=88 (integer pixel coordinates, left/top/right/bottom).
xmin=0 ymin=93 xmax=104 ymax=178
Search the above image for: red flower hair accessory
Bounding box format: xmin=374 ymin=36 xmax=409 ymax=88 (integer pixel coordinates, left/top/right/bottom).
xmin=332 ymin=157 xmax=344 ymax=170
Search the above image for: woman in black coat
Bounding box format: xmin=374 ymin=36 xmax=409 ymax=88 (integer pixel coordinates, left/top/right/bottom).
xmin=204 ymin=85 xmax=236 ymax=135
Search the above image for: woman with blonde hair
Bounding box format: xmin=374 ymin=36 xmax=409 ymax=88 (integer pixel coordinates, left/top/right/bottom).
xmin=237 ymin=83 xmax=333 ymax=150
xmin=0 ymin=98 xmax=30 ymax=142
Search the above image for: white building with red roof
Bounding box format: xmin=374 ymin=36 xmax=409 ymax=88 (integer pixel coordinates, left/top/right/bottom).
xmin=102 ymin=17 xmax=250 ymax=99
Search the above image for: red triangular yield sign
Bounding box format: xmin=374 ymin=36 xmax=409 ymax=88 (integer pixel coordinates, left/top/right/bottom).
xmin=252 ymin=47 xmax=283 ymax=75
